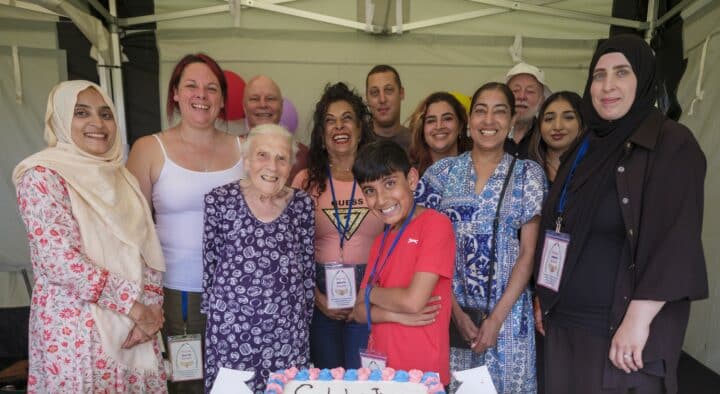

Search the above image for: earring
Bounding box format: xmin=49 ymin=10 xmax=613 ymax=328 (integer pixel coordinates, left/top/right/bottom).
xmin=466 ymin=126 xmax=471 ymax=137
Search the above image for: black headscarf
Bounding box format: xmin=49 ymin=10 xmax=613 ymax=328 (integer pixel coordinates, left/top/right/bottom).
xmin=582 ymin=34 xmax=658 ymax=137
xmin=539 ymin=34 xmax=660 ymax=281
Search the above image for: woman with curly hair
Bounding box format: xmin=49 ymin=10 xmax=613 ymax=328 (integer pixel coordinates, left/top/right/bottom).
xmin=292 ymin=82 xmax=383 ymax=368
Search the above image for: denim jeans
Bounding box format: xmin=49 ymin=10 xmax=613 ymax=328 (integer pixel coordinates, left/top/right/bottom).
xmin=310 ymin=263 xmax=369 ymax=369
xmin=310 ymin=306 xmax=369 ymax=369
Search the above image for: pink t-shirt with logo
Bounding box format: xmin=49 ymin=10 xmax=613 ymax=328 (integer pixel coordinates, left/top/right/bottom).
xmin=292 ymin=169 xmax=385 ymax=265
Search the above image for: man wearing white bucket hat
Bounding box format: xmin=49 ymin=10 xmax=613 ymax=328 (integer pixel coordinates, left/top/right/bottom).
xmin=504 ymin=62 xmax=552 ymax=158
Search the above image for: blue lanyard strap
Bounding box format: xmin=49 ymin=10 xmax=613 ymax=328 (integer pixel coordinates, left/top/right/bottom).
xmin=327 ymin=167 xmax=357 ymax=250
xmin=181 ymin=291 xmax=188 ymax=323
xmin=364 ymin=202 xmax=417 ymax=331
xmin=556 ymin=136 xmax=590 ymax=229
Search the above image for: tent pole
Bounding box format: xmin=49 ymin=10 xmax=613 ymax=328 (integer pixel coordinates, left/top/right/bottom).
xmin=108 ymin=0 xmax=128 ymax=156
xmin=645 ymin=0 xmax=659 ymax=41
xmin=21 ymin=268 xmax=32 ymax=298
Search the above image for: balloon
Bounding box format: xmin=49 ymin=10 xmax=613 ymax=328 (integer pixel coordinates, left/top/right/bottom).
xmin=279 ymin=97 xmax=298 ymax=133
xmin=222 ymin=70 xmax=246 ymax=120
xmin=449 ymin=91 xmax=471 ymax=114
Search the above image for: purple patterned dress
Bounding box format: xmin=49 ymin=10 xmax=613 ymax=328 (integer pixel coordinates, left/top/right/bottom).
xmin=201 ymin=182 xmax=315 ymax=393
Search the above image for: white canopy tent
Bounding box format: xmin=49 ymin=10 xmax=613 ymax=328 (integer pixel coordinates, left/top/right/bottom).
xmin=1 ymin=0 xmax=718 ymax=373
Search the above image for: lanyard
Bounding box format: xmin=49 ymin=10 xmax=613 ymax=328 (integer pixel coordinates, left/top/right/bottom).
xmin=555 ymin=136 xmax=590 ymax=231
xmin=364 ymin=202 xmax=417 ymax=331
xmin=327 ymin=167 xmax=357 ymax=253
xmin=181 ymin=291 xmax=188 ymax=334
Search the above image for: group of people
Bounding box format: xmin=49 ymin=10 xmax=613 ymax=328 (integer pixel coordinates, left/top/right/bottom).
xmin=13 ymin=34 xmax=707 ymax=394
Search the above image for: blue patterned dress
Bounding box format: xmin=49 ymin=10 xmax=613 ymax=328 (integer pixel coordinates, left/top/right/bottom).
xmin=416 ymin=152 xmax=546 ymax=393
xmin=201 ymin=183 xmax=315 ymax=393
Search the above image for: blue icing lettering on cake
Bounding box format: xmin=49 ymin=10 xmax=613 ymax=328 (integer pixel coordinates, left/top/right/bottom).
xmin=264 ymin=367 xmax=445 ymax=394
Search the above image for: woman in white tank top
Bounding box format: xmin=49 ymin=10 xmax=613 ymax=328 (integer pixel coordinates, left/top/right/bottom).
xmin=126 ymin=54 xmax=244 ymax=394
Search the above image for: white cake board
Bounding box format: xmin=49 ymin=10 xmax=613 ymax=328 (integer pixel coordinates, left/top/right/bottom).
xmin=453 ymin=365 xmax=498 ymax=394
xmin=210 ymin=368 xmax=255 ymax=394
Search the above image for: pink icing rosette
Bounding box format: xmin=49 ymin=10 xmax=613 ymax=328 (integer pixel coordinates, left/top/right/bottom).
xmin=381 ymin=367 xmax=395 ymax=381
xmin=357 ymin=368 xmax=370 ymax=381
xmin=266 ymin=383 xmax=283 ymax=394
xmin=424 ymin=376 xmax=441 ymax=386
xmin=408 ymin=369 xmax=423 ymax=383
xmin=284 ymin=367 xmax=298 ymax=380
xmin=330 ymin=367 xmax=345 ymax=380
xmin=268 ymin=372 xmax=288 ymax=384
xmin=309 ymin=368 xmax=320 ymax=380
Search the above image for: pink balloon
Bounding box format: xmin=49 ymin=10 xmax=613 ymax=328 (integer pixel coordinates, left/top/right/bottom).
xmin=280 ymin=97 xmax=298 ymax=133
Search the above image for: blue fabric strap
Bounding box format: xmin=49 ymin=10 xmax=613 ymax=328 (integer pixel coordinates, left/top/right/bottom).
xmin=556 ymin=136 xmax=590 ymax=229
xmin=327 ymin=166 xmax=357 ymax=251
xmin=364 ymin=202 xmax=417 ymax=331
xmin=181 ymin=291 xmax=188 ymax=323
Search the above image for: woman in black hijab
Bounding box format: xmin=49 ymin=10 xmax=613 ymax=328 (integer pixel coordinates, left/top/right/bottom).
xmin=534 ymin=34 xmax=707 ymax=394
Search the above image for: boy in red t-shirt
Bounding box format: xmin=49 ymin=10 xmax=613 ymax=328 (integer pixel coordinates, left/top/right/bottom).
xmin=350 ymin=140 xmax=455 ymax=385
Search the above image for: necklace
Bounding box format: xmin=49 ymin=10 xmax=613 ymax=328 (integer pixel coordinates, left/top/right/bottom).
xmin=329 ymin=163 xmax=352 ymax=172
xmin=179 ymin=129 xmax=216 ymax=172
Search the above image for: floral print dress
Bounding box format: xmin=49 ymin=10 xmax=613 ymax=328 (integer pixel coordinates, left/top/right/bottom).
xmin=16 ymin=167 xmax=167 ymax=393
xmin=201 ymin=183 xmax=315 ymax=393
xmin=416 ymin=153 xmax=547 ymax=393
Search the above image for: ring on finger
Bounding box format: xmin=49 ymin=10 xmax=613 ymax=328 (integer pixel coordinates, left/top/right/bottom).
xmin=623 ymin=354 xmax=631 ymax=359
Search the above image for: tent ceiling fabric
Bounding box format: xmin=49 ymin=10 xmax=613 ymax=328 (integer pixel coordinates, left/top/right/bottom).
xmin=149 ymin=0 xmax=617 ymax=39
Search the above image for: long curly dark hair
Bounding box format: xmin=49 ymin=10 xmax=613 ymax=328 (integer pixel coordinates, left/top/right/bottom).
xmin=300 ymin=82 xmax=375 ymax=197
xmin=408 ymin=91 xmax=472 ymax=176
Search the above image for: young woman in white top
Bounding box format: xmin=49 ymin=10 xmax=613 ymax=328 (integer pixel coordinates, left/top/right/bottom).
xmin=127 ymin=53 xmax=243 ymax=394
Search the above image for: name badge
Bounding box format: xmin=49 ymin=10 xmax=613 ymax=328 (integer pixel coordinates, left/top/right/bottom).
xmin=536 ymin=230 xmax=570 ymax=292
xmin=167 ymin=333 xmax=203 ymax=381
xmin=359 ymin=348 xmax=387 ymax=371
xmin=325 ymin=263 xmax=357 ymax=309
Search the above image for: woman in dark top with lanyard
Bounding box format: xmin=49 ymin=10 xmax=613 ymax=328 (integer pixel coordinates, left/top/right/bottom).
xmin=534 ymin=34 xmax=708 ymax=394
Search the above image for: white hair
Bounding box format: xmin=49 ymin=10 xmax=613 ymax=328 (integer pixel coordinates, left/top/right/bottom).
xmin=242 ymin=123 xmax=298 ymax=166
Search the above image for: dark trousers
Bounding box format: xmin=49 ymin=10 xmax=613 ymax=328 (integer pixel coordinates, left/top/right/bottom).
xmin=163 ymin=288 xmax=207 ymax=394
xmin=309 ymin=306 xmax=369 ymax=369
xmin=310 ymin=263 xmax=369 ymax=369
xmin=544 ymin=321 xmax=665 ymax=394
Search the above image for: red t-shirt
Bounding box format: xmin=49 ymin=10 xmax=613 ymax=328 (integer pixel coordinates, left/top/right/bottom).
xmin=360 ymin=208 xmax=455 ymax=385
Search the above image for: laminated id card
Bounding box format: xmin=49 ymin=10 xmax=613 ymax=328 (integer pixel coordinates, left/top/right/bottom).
xmin=359 ymin=348 xmax=387 ymax=371
xmin=325 ymin=263 xmax=357 ymax=309
xmin=537 ymin=230 xmax=570 ymax=292
xmin=168 ymin=333 xmax=203 ymax=381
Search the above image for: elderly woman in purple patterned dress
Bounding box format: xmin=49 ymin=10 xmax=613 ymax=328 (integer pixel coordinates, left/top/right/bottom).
xmin=201 ymin=124 xmax=315 ymax=393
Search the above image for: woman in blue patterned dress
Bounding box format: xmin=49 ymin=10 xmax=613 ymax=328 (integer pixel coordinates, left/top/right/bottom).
xmin=201 ymin=124 xmax=315 ymax=393
xmin=416 ymin=82 xmax=547 ymax=393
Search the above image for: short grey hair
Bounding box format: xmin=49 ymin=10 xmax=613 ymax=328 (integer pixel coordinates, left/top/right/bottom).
xmin=242 ymin=123 xmax=298 ymax=166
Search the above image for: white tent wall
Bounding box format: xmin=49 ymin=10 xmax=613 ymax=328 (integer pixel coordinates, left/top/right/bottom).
xmin=155 ymin=0 xmax=604 ymax=144
xmin=677 ymin=0 xmax=720 ymax=375
xmin=0 ymin=11 xmax=64 ymax=308
xmin=158 ymin=32 xmax=595 ymax=143
xmin=0 ymin=45 xmax=67 ymax=271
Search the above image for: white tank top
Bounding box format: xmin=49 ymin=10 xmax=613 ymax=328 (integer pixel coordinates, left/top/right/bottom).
xmin=151 ymin=134 xmax=244 ymax=291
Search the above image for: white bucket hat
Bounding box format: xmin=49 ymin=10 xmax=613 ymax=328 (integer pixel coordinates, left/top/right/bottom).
xmin=505 ymin=62 xmax=552 ymax=98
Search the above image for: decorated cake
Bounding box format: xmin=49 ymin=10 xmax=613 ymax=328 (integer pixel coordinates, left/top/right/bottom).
xmin=264 ymin=367 xmax=446 ymax=394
